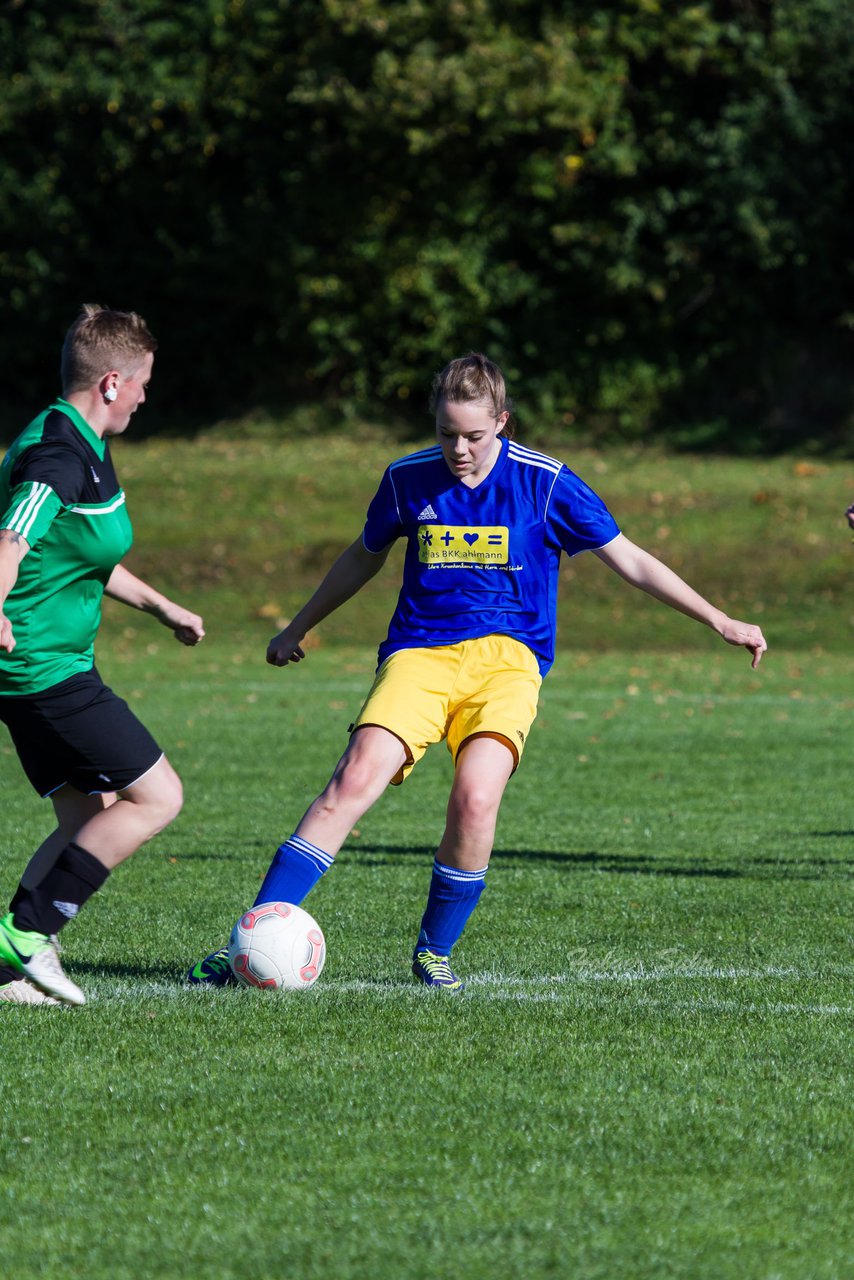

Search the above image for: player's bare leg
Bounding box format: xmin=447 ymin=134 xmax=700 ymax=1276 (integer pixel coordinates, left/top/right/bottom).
xmin=2 ymin=759 xmax=183 ymax=1005
xmin=413 ymin=735 xmax=515 ymax=991
xmin=17 ymin=790 xmax=116 ymax=895
xmin=295 ymin=725 xmax=407 ymax=855
xmin=437 ymin=735 xmax=515 ymax=871
xmin=188 ymin=727 xmax=406 ymax=986
xmin=4 ymin=791 xmax=117 ymax=994
xmin=69 ymin=756 xmax=183 ymax=869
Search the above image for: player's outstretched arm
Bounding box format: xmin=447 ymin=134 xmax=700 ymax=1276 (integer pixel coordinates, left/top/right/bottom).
xmin=105 ymin=564 xmax=205 ymax=645
xmin=266 ymin=536 xmax=391 ymax=667
xmin=0 ymin=528 xmax=31 ymax=653
xmin=593 ymin=534 xmax=767 ymax=668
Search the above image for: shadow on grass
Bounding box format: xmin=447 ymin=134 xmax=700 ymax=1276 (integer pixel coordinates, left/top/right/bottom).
xmin=68 ymin=960 xmax=410 ymax=992
xmin=68 ymin=960 xmax=190 ymax=982
xmin=343 ymin=842 xmax=853 ymax=881
xmin=165 ymin=851 xmax=247 ymax=861
xmin=169 ymin=838 xmax=286 ymax=860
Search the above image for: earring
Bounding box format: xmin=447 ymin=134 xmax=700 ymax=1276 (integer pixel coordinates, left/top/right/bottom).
xmin=104 ymin=387 xmax=117 ymax=402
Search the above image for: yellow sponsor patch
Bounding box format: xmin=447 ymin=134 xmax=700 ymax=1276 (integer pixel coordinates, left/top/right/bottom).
xmin=417 ymin=524 xmax=509 ymax=565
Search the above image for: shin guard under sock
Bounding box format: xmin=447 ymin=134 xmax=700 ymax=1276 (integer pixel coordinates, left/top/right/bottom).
xmin=416 ymin=858 xmax=488 ymax=956
xmin=12 ymin=841 xmax=109 ymax=937
xmin=253 ymin=835 xmax=334 ymax=908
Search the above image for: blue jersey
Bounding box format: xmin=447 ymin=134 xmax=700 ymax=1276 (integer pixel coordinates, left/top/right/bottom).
xmin=362 ymin=436 xmax=620 ymax=676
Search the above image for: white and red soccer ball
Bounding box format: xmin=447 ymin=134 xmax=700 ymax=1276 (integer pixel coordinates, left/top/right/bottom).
xmin=228 ymin=901 xmax=326 ymax=990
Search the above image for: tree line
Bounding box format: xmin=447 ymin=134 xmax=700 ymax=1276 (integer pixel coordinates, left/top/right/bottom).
xmin=1 ymin=0 xmax=852 ymax=450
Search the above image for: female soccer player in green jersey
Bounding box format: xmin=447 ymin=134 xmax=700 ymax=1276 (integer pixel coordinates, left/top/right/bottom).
xmin=190 ymin=353 xmax=766 ymax=992
xmin=0 ymin=305 xmax=204 ymax=1006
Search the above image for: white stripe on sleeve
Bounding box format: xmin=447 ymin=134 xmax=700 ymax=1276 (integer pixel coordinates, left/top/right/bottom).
xmin=4 ymin=482 xmax=54 ymax=540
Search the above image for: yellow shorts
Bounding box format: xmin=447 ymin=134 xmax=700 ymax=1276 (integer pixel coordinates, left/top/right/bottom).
xmin=352 ymin=635 xmax=542 ymax=784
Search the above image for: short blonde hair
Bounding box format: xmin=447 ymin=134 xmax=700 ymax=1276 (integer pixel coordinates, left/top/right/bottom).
xmin=429 ymin=352 xmax=514 ymax=437
xmin=60 ymin=304 xmax=158 ymax=393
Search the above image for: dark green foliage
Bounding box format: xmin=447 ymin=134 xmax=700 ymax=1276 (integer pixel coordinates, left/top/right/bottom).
xmin=1 ymin=0 xmax=853 ymax=448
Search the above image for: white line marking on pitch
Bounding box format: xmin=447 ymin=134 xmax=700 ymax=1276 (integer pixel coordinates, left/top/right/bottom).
xmin=77 ymin=964 xmax=854 ymax=1017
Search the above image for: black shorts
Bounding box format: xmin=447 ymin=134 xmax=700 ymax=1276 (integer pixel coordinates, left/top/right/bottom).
xmin=0 ymin=667 xmax=162 ymax=798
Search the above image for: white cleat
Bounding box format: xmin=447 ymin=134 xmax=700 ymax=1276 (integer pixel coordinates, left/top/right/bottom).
xmin=0 ymin=978 xmax=63 ymax=1006
xmin=23 ymin=943 xmax=86 ymax=1006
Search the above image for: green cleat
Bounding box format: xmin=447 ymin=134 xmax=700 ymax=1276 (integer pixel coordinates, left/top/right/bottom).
xmin=187 ymin=946 xmax=235 ymax=987
xmin=412 ymin=947 xmax=465 ymax=992
xmin=0 ymin=913 xmax=85 ymax=1006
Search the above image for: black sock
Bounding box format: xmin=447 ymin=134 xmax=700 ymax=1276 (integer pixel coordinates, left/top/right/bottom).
xmin=8 ymin=882 xmax=26 ymax=915
xmin=0 ymin=963 xmax=17 ymax=985
xmin=12 ymin=842 xmax=109 ymax=937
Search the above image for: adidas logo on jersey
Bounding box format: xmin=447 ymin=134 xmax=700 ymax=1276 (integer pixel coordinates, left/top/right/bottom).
xmin=418 ymin=504 xmax=438 ymax=521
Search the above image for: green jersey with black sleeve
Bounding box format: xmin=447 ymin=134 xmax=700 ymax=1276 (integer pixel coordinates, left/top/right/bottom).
xmin=0 ymin=399 xmax=133 ymax=695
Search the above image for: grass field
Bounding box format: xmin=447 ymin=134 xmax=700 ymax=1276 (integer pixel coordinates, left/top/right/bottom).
xmin=0 ymin=430 xmax=852 ymax=1279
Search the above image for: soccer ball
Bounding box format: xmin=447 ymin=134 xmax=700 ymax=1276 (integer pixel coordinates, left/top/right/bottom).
xmin=228 ymin=901 xmax=326 ymax=990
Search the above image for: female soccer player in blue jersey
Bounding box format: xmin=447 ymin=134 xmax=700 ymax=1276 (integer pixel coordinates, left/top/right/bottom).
xmin=0 ymin=305 xmax=205 ymax=1006
xmin=191 ymin=353 xmax=766 ymax=991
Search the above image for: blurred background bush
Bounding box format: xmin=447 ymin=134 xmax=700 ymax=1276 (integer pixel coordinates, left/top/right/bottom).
xmin=1 ymin=0 xmax=852 ymax=451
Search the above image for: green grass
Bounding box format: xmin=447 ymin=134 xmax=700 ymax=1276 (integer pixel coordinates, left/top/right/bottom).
xmin=111 ymin=428 xmax=853 ymax=654
xmin=1 ymin=432 xmax=853 ymax=1279
xmin=2 ymin=646 xmax=851 ymax=1280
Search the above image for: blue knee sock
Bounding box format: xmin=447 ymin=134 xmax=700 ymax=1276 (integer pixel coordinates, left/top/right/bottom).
xmin=254 ymin=835 xmax=334 ymax=908
xmin=416 ymin=858 xmax=488 ymax=956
